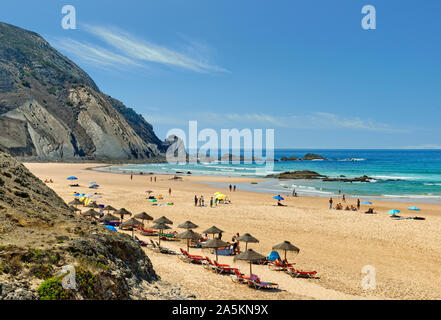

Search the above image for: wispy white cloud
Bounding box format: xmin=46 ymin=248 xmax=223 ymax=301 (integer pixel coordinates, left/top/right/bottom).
xmin=143 ymin=111 xmax=406 ymax=133
xmin=51 ymin=38 xmax=141 ymax=69
xmin=84 ymin=25 xmax=228 ymax=73
xmin=51 ymin=24 xmax=227 ymax=73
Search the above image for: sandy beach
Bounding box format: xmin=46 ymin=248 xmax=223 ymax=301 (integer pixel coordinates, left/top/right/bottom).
xmin=24 ymin=163 xmax=441 ymax=300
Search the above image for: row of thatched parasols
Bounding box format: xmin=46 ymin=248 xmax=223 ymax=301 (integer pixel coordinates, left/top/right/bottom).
xmin=70 ymin=199 xmax=300 ymax=274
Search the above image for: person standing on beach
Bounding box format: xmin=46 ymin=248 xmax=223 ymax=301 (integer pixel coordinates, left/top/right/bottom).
xmin=169 ymin=188 xmax=172 ymax=196
xmin=201 ymin=196 xmax=205 ymax=207
xmin=329 ymin=198 xmax=333 ymax=209
xmin=357 ymin=199 xmax=360 ymax=210
xmin=233 ymin=185 xmax=236 ymax=192
xmin=150 ymin=177 xmax=152 ymax=182
xmin=130 ymin=174 xmax=133 ymax=180
xmin=194 ymin=195 xmax=198 ymax=206
xmin=229 ymin=184 xmax=232 ymax=192
xmin=210 ymin=197 xmax=213 ymax=208
xmin=154 ymin=176 xmax=157 ymax=182
xmin=342 ymin=194 xmax=346 ymax=202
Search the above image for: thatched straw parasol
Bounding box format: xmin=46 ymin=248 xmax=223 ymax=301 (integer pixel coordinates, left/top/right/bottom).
xmin=86 ymin=201 xmax=101 ymax=209
xmin=100 ymin=213 xmax=119 ymax=222
xmin=151 ymin=222 xmax=172 ymax=245
xmin=82 ymin=209 xmax=98 ymax=217
xmin=237 ymin=233 xmax=259 ymax=250
xmin=272 ymin=241 xmax=300 ymax=261
xmin=134 ymin=212 xmax=153 ymax=225
xmin=69 ymin=199 xmax=82 ymax=207
xmin=154 ymin=216 xmax=173 ymax=225
xmin=115 ymin=208 xmax=132 ymax=222
xmin=121 ymin=217 xmax=143 ymax=237
xmin=178 ymin=220 xmax=198 ymax=230
xmin=234 ymin=249 xmax=266 ymax=275
xmin=176 ymin=229 xmax=201 ymax=252
xmin=202 ymin=226 xmax=224 ymax=238
xmin=103 ymin=205 xmax=117 ymax=213
xmin=202 ymin=238 xmax=229 ymax=262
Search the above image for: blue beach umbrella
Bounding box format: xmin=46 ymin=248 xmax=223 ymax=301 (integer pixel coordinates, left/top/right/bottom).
xmin=408 ymin=206 xmax=421 ymax=211
xmin=105 ymin=225 xmax=117 ymax=231
xmin=273 ymin=195 xmax=284 ymax=200
xmin=361 ymin=201 xmax=372 ymax=205
xmin=67 ymin=176 xmax=78 ymax=180
xmin=89 ymin=184 xmax=100 ymax=188
xmin=388 ymin=209 xmax=400 ymax=215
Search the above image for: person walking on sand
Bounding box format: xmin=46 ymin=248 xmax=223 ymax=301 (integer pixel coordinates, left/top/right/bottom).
xmin=154 ymin=176 xmax=157 ymax=182
xmin=233 ymin=185 xmax=236 ymax=192
xmin=169 ymin=188 xmax=172 ymax=196
xmin=229 ymin=184 xmax=232 ymax=192
xmin=357 ymin=199 xmax=360 ymax=210
xmin=329 ymin=197 xmax=333 ymax=209
xmin=150 ymin=177 xmax=152 ymax=182
xmin=194 ymin=195 xmax=198 ymax=206
xmin=130 ymin=174 xmax=133 ymax=180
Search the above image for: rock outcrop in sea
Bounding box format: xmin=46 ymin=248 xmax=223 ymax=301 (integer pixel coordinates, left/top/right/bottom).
xmin=0 ymin=22 xmax=166 ymax=161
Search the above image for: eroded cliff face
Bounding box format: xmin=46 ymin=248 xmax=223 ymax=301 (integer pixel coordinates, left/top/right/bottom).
xmin=0 ymin=148 xmax=191 ymax=300
xmin=0 ymin=22 xmax=166 ymax=160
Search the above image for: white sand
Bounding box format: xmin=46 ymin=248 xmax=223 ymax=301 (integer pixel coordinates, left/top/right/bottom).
xmin=25 ymin=163 xmax=441 ymax=300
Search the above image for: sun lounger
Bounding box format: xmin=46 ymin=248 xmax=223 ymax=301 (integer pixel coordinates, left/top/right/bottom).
xmin=231 ymin=269 xmax=251 ymax=284
xmin=247 ymin=274 xmax=279 ymax=290
xmin=268 ymin=260 xmax=295 ymax=271
xmin=150 ymin=240 xmax=176 ymax=255
xmin=179 ymin=248 xmax=206 ymax=264
xmin=213 ymin=260 xmax=238 ymax=274
xmin=286 ymin=267 xmax=317 ymax=278
xmin=203 ymin=257 xmax=231 ymax=272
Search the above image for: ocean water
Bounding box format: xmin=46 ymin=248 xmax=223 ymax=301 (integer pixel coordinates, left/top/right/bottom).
xmin=99 ymin=150 xmax=441 ymax=203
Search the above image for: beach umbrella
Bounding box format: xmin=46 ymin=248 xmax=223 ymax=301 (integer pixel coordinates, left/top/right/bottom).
xmin=178 ymin=220 xmax=199 ymax=230
xmin=408 ymin=206 xmax=421 ymax=211
xmin=145 ymin=190 xmax=154 ymax=194
xmin=103 ymin=205 xmax=117 ymax=213
xmin=203 ymin=226 xmax=224 ymax=238
xmin=154 ymin=216 xmax=173 ymax=225
xmin=202 ymin=238 xmax=230 ymax=262
xmin=69 ymin=205 xmax=81 ymax=212
xmin=89 ymin=184 xmax=100 ymax=189
xmin=176 ymin=229 xmax=201 ymax=252
xmin=151 ymin=222 xmax=172 ymax=245
xmin=361 ymin=201 xmax=373 ymax=205
xmin=149 ymin=199 xmax=157 ymax=202
xmin=67 ymin=176 xmax=78 ymax=180
xmin=237 ymin=233 xmax=259 ymax=250
xmin=100 ymin=213 xmax=119 ymax=222
xmin=121 ymin=217 xmax=143 ymax=237
xmin=82 ymin=209 xmax=98 ymax=217
xmin=105 ymin=225 xmax=117 ymax=232
xmin=234 ymin=249 xmax=266 ymax=275
xmin=273 ymin=195 xmax=284 ymax=200
xmin=272 ymin=241 xmax=300 ymax=261
xmin=115 ymin=208 xmax=132 ymax=222
xmin=68 ymin=198 xmax=82 ymax=207
xmin=387 ymin=209 xmax=400 ymax=216
xmin=134 ymin=212 xmax=154 ymax=225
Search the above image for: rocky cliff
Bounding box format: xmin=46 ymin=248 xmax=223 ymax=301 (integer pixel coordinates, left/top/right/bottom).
xmin=0 ymin=148 xmax=189 ymax=299
xmin=0 ymin=22 xmax=166 ymax=161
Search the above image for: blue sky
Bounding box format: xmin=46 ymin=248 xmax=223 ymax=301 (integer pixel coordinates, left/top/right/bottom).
xmin=2 ymin=0 xmax=441 ymax=149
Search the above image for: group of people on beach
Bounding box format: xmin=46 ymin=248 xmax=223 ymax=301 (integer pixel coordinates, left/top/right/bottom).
xmin=194 ymin=195 xmax=231 ymax=207
xmin=229 ymin=184 xmax=237 ymax=192
xmin=329 ymin=196 xmax=361 ymax=211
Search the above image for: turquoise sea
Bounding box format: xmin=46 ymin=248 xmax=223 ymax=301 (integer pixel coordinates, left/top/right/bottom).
xmin=99 ymin=150 xmax=441 ymax=204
